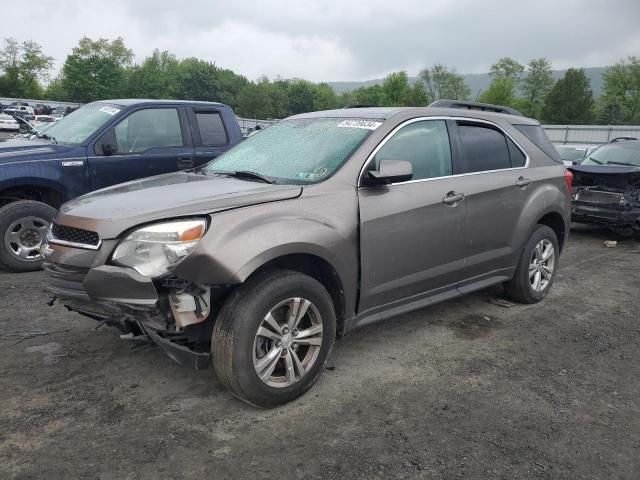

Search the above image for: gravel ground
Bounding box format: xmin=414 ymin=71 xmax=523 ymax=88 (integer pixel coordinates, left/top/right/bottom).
xmin=1 ymin=225 xmax=639 ymax=479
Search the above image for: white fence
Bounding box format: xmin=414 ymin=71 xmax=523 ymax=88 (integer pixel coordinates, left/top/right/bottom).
xmin=543 ymin=125 xmax=640 ymax=144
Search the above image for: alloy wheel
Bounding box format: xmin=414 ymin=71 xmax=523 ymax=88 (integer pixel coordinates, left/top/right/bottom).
xmin=529 ymin=239 xmax=555 ymax=292
xmin=253 ymin=297 xmax=324 ymax=388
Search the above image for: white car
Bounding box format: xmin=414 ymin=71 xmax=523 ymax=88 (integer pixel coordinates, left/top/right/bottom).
xmin=30 ymin=115 xmax=56 ymax=129
xmin=0 ymin=114 xmax=20 ymax=131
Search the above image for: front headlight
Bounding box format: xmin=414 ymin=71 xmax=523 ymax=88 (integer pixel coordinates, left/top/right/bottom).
xmin=111 ymin=219 xmax=207 ymax=277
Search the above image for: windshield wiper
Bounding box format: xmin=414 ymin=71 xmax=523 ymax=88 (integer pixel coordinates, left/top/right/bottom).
xmin=37 ymin=132 xmax=57 ymax=144
xmin=606 ymin=161 xmax=638 ymax=167
xmin=585 ymin=157 xmax=603 ymax=165
xmin=214 ymin=170 xmax=276 ymax=184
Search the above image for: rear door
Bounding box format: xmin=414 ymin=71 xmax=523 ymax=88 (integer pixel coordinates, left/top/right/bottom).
xmin=89 ymin=105 xmax=194 ymax=190
xmin=188 ymin=108 xmax=232 ymax=167
xmin=447 ymin=120 xmax=530 ymax=289
xmin=358 ymin=119 xmax=469 ymax=312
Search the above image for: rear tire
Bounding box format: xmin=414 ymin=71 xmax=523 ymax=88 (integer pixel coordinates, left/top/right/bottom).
xmin=0 ymin=200 xmax=56 ymax=272
xmin=504 ymin=225 xmax=559 ymax=304
xmin=211 ymin=269 xmax=336 ymax=407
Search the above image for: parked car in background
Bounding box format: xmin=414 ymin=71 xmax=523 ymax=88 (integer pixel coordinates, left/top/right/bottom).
xmin=6 ymin=103 xmax=35 ymax=115
xmin=554 ymin=143 xmax=598 ymax=166
xmin=569 ymin=137 xmax=640 ymax=238
xmin=0 ymin=99 xmax=243 ymax=272
xmin=43 ymin=100 xmax=571 ymax=406
xmin=29 ymin=115 xmax=56 ymax=129
xmin=33 ymin=104 xmax=52 ymax=115
xmin=50 ymin=106 xmax=78 ymax=120
xmin=0 ymin=114 xmax=20 ymax=131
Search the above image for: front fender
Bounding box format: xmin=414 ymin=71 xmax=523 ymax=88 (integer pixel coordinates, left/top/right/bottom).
xmin=173 ymin=190 xmax=359 ymax=315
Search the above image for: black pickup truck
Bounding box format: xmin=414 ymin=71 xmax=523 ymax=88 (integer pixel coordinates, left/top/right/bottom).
xmin=0 ymin=99 xmax=243 ymax=272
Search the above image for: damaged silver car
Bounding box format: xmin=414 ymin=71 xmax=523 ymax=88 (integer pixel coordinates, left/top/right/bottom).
xmin=44 ymin=101 xmax=571 ymax=406
xmin=569 ymin=138 xmax=640 ymax=238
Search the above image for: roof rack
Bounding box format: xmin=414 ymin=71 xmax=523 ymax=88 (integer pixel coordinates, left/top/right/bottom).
xmin=342 ymin=104 xmax=379 ymax=109
xmin=429 ymin=99 xmax=524 ymax=117
xmin=609 ymin=136 xmax=638 ymax=143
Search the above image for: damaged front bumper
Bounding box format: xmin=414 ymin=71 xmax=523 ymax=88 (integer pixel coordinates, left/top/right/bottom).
xmin=571 ymin=200 xmax=640 ymax=232
xmin=44 ymin=259 xmax=214 ymax=370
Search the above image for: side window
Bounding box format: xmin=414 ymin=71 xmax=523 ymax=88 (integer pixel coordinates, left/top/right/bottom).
xmin=113 ymin=108 xmax=183 ymax=153
xmin=456 ymin=123 xmax=511 ymax=173
xmin=195 ymin=112 xmax=228 ymax=146
xmin=507 ymin=137 xmax=527 ymax=167
xmin=373 ymin=120 xmax=452 ymax=181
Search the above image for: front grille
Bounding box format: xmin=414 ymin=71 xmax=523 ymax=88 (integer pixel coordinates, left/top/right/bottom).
xmin=51 ymin=223 xmax=100 ymax=246
xmin=576 ymin=190 xmax=624 ymax=206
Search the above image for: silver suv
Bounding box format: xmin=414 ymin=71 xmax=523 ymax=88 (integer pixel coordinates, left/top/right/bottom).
xmin=44 ymin=101 xmax=572 ymax=406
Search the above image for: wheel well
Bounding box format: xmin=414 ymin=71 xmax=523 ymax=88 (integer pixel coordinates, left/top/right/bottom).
xmin=0 ymin=187 xmax=64 ymax=209
xmin=249 ymin=254 xmax=346 ymax=336
xmin=537 ymin=212 xmax=566 ymax=252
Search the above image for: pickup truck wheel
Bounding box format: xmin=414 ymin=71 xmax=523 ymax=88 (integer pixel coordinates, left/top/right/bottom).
xmin=504 ymin=224 xmax=559 ymax=304
xmin=211 ymin=269 xmax=336 ymax=407
xmin=0 ymin=200 xmax=56 ymax=272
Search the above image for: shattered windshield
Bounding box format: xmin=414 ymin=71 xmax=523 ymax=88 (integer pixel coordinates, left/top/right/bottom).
xmin=42 ymin=102 xmax=121 ymax=145
xmin=582 ymin=143 xmax=640 ymax=167
xmin=205 ymin=118 xmax=381 ymax=184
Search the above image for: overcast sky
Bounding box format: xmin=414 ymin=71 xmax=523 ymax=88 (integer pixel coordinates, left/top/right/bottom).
xmin=7 ymin=0 xmax=640 ymax=82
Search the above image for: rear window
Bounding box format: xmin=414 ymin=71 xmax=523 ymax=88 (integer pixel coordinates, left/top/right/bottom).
xmin=196 ymin=112 xmax=228 ymax=146
xmin=514 ymin=124 xmax=562 ymax=163
xmin=456 ymin=122 xmax=511 ymax=173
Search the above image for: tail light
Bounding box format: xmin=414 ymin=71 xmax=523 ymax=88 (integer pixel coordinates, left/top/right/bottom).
xmin=564 ymin=169 xmax=573 ymax=194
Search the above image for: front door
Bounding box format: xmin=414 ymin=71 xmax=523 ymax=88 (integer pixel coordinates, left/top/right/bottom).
xmin=89 ymin=106 xmax=194 ymax=190
xmin=358 ymin=119 xmax=469 ymax=312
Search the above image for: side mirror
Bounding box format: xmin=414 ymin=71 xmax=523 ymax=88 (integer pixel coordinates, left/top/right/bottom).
xmin=367 ymin=159 xmax=413 ymax=185
xmin=102 ymin=143 xmax=117 ymax=156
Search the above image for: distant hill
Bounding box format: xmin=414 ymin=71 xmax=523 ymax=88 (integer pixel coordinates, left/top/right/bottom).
xmin=328 ymin=67 xmax=607 ymax=98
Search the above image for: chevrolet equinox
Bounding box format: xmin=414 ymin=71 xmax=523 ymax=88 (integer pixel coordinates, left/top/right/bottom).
xmin=44 ymin=100 xmax=572 ymax=407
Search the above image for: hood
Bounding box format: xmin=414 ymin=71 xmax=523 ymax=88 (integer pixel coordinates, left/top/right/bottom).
xmin=569 ymin=164 xmax=640 ymax=190
xmin=57 ymin=171 xmax=302 ymax=239
xmin=0 ymin=137 xmax=79 ymax=164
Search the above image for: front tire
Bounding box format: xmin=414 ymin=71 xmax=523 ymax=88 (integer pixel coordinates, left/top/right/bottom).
xmin=0 ymin=200 xmax=56 ymax=272
xmin=211 ymin=269 xmax=336 ymax=407
xmin=504 ymin=225 xmax=559 ymax=304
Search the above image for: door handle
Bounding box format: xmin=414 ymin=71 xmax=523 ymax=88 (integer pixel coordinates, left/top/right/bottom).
xmin=177 ymin=157 xmax=194 ymax=169
xmin=442 ymin=191 xmax=465 ymax=205
xmin=516 ymin=176 xmax=531 ymax=187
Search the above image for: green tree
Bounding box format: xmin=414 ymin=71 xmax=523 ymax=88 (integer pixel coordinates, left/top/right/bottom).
xmin=601 ymin=56 xmax=640 ymax=124
xmin=124 ymin=49 xmax=179 ymax=99
xmin=0 ymin=38 xmax=53 ymax=97
xmin=521 ymin=58 xmax=554 ymax=119
xmin=61 ymin=36 xmax=133 ymax=102
xmin=403 ymin=81 xmax=429 ymax=106
xmin=313 ymin=82 xmax=339 ymax=110
xmin=419 ymin=64 xmax=469 ymax=101
xmin=287 ymin=79 xmax=316 ymax=114
xmin=382 ymin=71 xmax=410 ymax=106
xmin=478 ymin=77 xmax=517 ymax=106
xmin=236 ymin=81 xmax=275 ymax=118
xmin=352 ymin=84 xmax=384 ymax=106
xmin=173 ymin=58 xmax=219 ymax=101
xmin=489 ymin=57 xmax=525 ymax=79
xmin=542 ymin=68 xmax=594 ymax=124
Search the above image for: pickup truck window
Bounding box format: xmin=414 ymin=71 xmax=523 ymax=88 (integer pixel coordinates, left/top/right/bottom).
xmin=195 ymin=112 xmax=227 ymax=146
xmin=114 ymin=108 xmax=183 ymax=153
xmin=373 ymin=120 xmax=452 ymax=180
xmin=206 ymin=118 xmax=375 ymax=184
xmin=43 ymin=103 xmax=121 ymax=145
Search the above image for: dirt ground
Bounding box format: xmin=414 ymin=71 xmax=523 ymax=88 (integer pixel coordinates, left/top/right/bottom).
xmin=1 ymin=225 xmax=639 ymax=479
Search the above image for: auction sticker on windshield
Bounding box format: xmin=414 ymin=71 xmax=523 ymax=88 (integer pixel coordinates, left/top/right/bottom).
xmin=337 ymin=120 xmax=382 ymax=130
xmin=99 ymin=106 xmax=121 ymax=116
